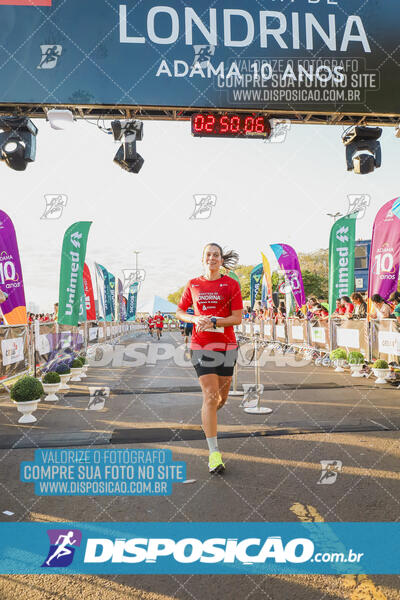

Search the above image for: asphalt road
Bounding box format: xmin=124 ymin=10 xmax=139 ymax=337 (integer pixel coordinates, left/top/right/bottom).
xmin=0 ymin=330 xmax=399 ymax=599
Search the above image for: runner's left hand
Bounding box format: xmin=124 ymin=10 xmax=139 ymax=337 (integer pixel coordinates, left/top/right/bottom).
xmin=196 ymin=316 xmax=213 ymax=331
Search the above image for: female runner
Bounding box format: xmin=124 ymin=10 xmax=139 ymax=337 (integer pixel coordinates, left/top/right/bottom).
xmin=176 ymin=243 xmax=243 ymax=474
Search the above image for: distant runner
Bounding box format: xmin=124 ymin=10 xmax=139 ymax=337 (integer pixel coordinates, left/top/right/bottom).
xmin=184 ymin=307 xmax=194 ymax=348
xmin=154 ymin=311 xmax=164 ymax=340
xmin=147 ymin=315 xmax=154 ymax=337
xmin=179 ymin=319 xmax=185 ymax=337
xmin=176 ymin=243 xmax=243 ymax=475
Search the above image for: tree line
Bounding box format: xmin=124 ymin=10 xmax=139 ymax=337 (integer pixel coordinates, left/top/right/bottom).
xmin=167 ymin=249 xmax=329 ymax=305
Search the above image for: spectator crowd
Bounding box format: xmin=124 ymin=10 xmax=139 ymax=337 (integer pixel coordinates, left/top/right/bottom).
xmin=242 ymin=291 xmax=400 ymax=324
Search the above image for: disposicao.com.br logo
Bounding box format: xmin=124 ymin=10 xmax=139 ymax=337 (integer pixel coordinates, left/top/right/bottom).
xmin=82 ymin=536 xmax=361 ymax=566
xmin=30 ymin=525 xmax=371 ymax=574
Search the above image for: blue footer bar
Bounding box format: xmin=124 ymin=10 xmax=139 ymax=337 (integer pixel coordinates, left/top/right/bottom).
xmin=0 ymin=522 xmax=399 ymax=574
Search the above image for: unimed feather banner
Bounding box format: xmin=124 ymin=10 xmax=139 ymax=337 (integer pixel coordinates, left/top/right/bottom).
xmin=58 ymin=222 xmax=92 ymax=326
xmin=328 ymin=214 xmax=356 ymax=314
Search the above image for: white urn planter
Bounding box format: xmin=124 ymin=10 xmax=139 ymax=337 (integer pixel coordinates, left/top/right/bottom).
xmin=334 ymin=359 xmax=346 ymax=372
xmin=350 ymin=364 xmax=364 ymax=378
xmin=12 ymin=399 xmax=41 ymax=424
xmin=42 ymin=383 xmax=61 ymax=402
xmin=70 ymin=367 xmax=83 ymax=381
xmin=372 ymin=368 xmax=391 ymax=384
xmin=59 ymin=373 xmax=71 ymax=390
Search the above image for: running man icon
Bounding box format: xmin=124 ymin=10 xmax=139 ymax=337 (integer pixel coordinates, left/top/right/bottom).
xmin=42 ymin=529 xmax=82 ymax=568
xmin=46 ymin=531 xmax=76 ymax=565
xmin=189 ymin=194 xmax=217 ymax=220
xmin=37 ymin=45 xmax=62 ymax=69
xmin=317 ymin=460 xmax=343 ymax=485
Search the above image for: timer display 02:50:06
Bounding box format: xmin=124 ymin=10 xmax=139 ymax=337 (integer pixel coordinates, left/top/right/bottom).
xmin=191 ymin=113 xmax=271 ymax=139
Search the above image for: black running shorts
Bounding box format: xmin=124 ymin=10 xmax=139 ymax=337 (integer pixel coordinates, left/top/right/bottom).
xmin=191 ymin=348 xmax=238 ymax=377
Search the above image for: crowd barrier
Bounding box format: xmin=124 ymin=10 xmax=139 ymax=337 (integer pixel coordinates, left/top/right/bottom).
xmin=0 ymin=324 xmax=30 ymax=382
xmin=240 ymin=318 xmax=400 ymax=363
xmin=0 ymin=320 xmax=145 ymax=383
xmin=369 ymin=319 xmax=400 ymax=363
xmin=331 ymin=319 xmax=369 ymax=358
xmin=4 ymin=317 xmax=400 ymax=383
xmin=287 ymin=318 xmax=308 ymax=347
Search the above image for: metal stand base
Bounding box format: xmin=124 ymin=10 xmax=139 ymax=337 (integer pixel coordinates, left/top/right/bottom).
xmin=229 ymin=390 xmax=244 ymax=396
xmin=244 ymin=407 xmax=273 ymax=414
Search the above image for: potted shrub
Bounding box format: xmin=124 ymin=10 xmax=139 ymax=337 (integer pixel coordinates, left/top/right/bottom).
xmin=372 ymin=359 xmax=390 ymax=384
xmin=330 ymin=348 xmax=347 ymax=372
xmin=10 ymin=376 xmax=43 ymax=423
xmin=55 ymin=364 xmax=71 ymax=390
xmin=77 ymin=355 xmax=88 ymax=378
xmin=42 ymin=371 xmax=61 ymax=402
xmin=347 ymin=351 xmax=365 ymax=378
xmin=70 ymin=358 xmax=83 ymax=381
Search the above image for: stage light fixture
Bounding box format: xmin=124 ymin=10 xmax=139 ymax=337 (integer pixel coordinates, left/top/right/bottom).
xmin=0 ymin=116 xmax=38 ymax=171
xmin=342 ymin=126 xmax=382 ymax=175
xmin=111 ymin=119 xmax=144 ymax=173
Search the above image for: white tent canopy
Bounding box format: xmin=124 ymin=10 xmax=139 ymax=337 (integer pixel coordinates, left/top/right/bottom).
xmin=138 ymin=295 xmax=178 ymax=315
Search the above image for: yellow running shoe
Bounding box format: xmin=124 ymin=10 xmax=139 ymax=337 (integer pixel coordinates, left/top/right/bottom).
xmin=208 ymin=451 xmax=225 ymax=474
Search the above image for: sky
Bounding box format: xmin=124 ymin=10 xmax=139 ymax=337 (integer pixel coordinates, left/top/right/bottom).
xmin=2 ymin=117 xmax=400 ymax=313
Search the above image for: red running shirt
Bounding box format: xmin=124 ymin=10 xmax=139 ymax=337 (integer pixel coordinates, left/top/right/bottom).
xmin=345 ymin=303 xmax=354 ymax=316
xmin=178 ymin=275 xmax=243 ymax=351
xmin=148 ymin=317 xmax=154 ymax=328
xmin=154 ymin=315 xmax=164 ymax=328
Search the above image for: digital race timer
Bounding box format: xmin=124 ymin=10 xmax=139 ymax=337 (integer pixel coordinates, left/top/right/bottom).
xmin=191 ymin=113 xmax=271 ymax=139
